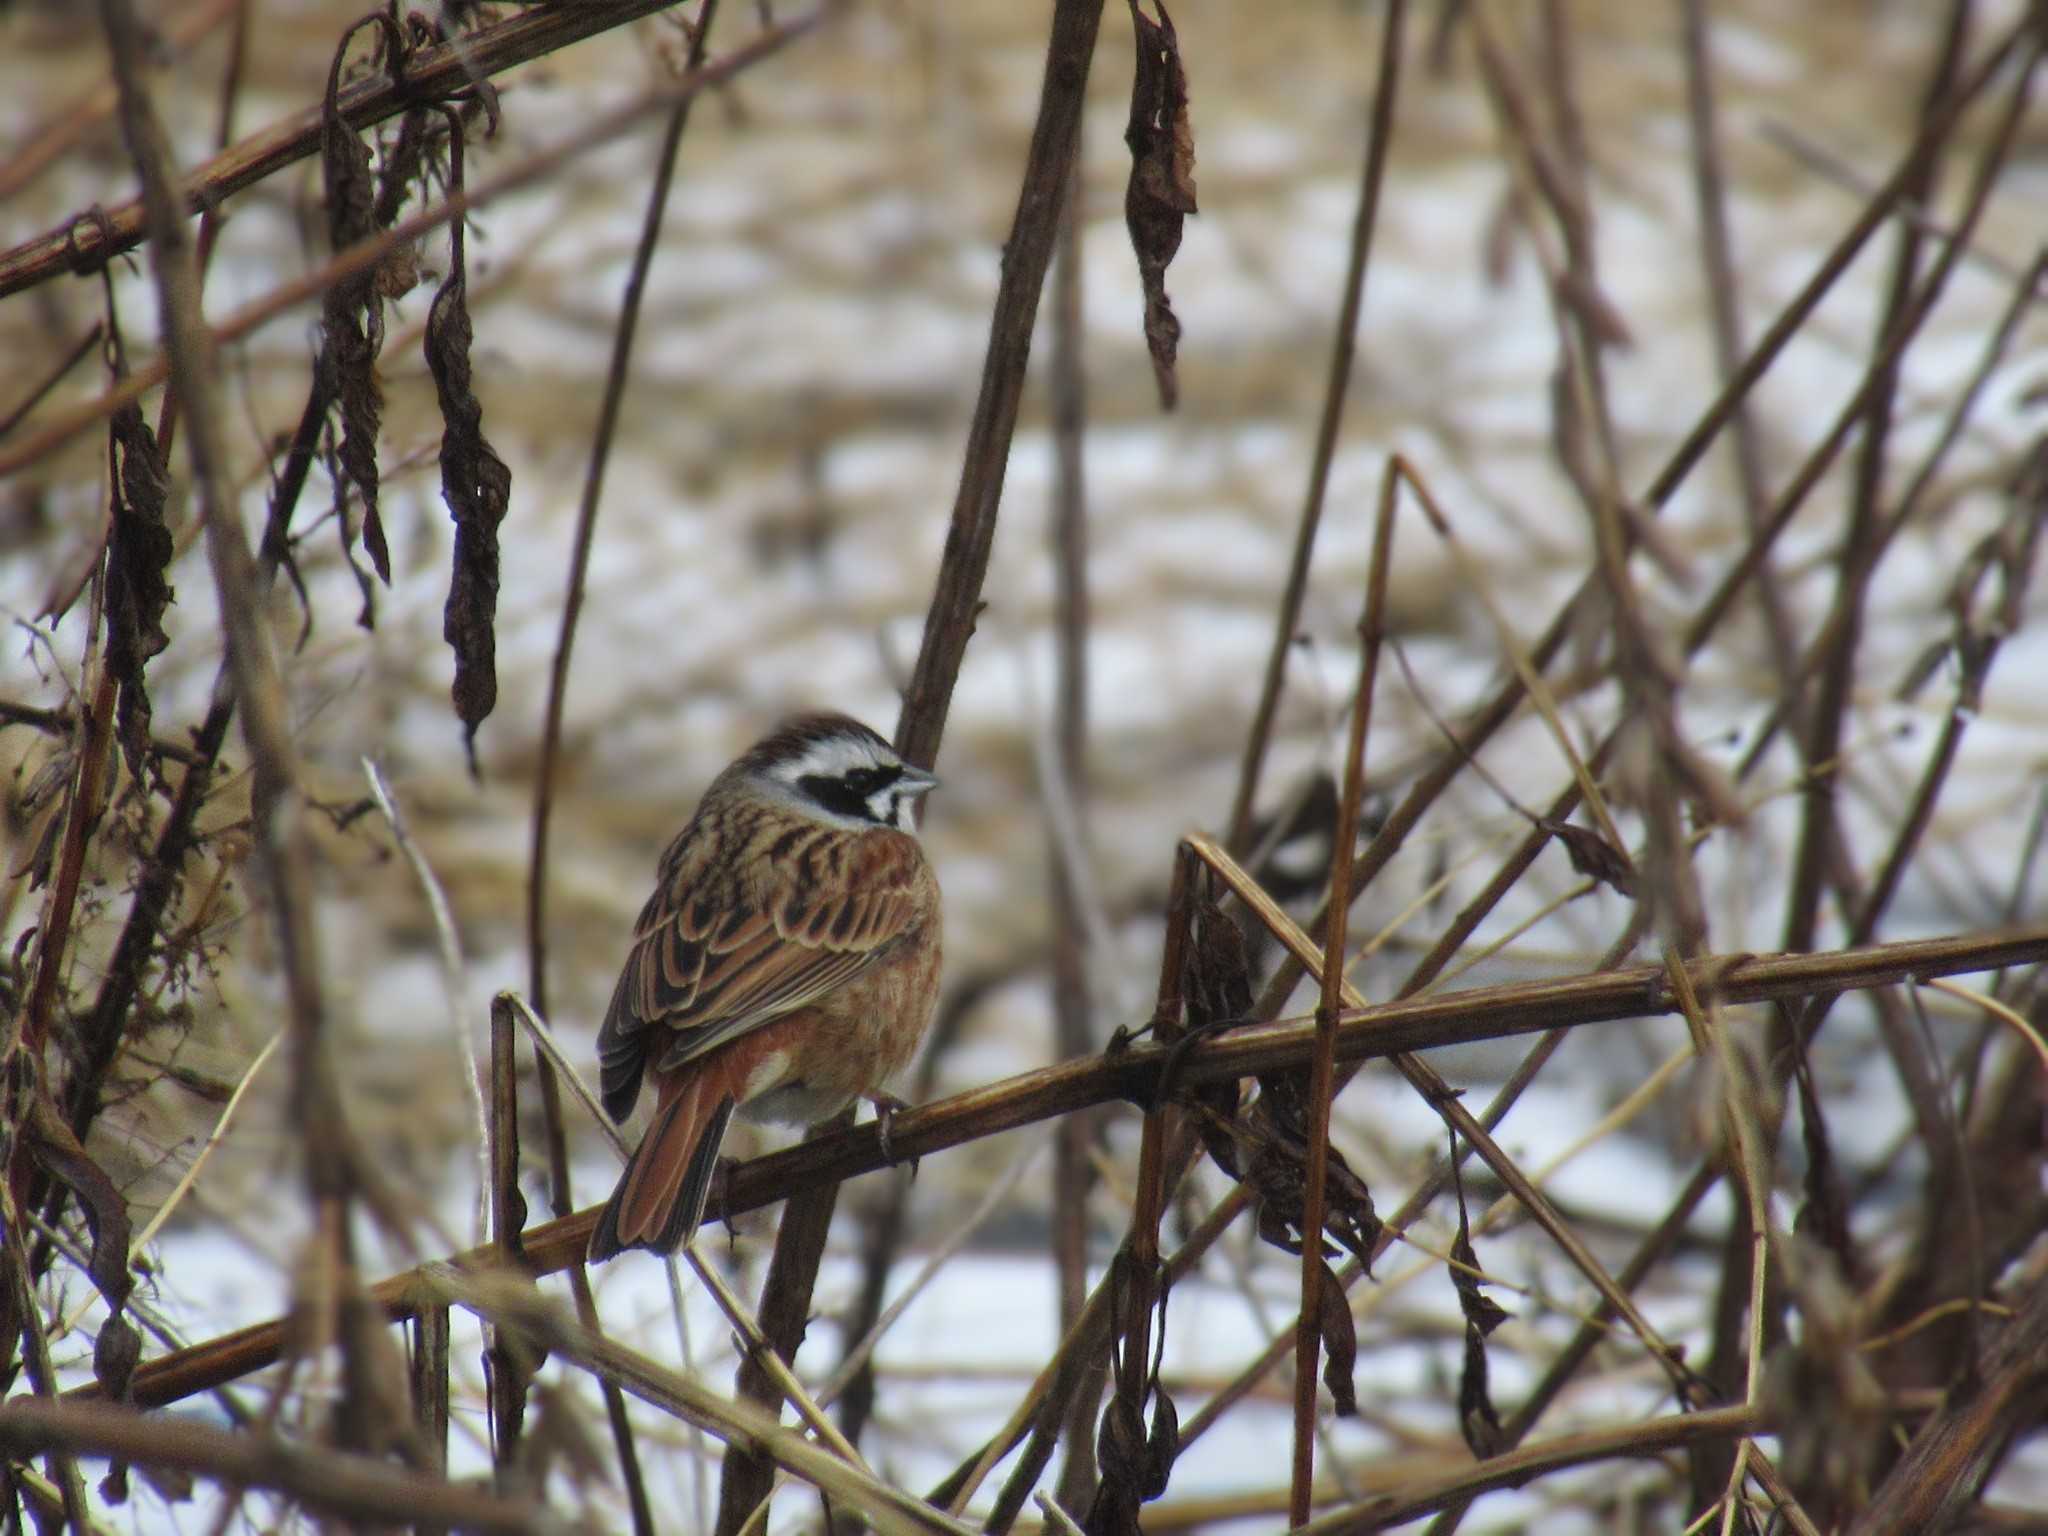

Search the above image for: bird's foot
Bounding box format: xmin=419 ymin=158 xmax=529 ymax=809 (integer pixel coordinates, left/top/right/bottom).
xmin=866 ymin=1092 xmax=916 ymax=1176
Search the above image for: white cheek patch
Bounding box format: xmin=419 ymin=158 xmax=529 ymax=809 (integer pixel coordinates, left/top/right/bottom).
xmin=741 ymin=1050 xmax=792 ymax=1103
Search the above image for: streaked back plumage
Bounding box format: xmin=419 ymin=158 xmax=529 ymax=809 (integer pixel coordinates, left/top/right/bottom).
xmin=587 ymin=712 xmax=942 ymax=1261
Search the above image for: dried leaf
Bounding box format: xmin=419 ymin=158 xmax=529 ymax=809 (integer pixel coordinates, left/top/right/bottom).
xmin=1792 ymin=1051 xmax=1854 ymax=1272
xmin=93 ymin=1314 xmax=142 ymax=1404
xmin=1316 ymin=1256 xmax=1359 ymax=1416
xmin=1320 ymin=1145 xmax=1382 ymax=1269
xmin=1763 ymin=1239 xmax=1887 ymax=1516
xmin=372 ymin=108 xmax=434 ymax=232
xmin=320 ymin=27 xmax=390 ymax=597
xmin=29 ymin=1094 xmax=133 ymax=1315
xmin=1459 ymin=1320 xmax=1506 ymax=1458
xmin=1541 ymin=817 xmax=1637 ymax=898
xmin=1191 ymin=1100 xmax=1242 ymax=1182
xmin=1186 ymin=889 xmax=1251 ymax=1033
xmin=1086 ymin=1398 xmax=1145 ymax=1536
xmin=1237 ymin=1082 xmax=1382 ymax=1268
xmin=1244 ymin=770 xmax=1342 ymax=907
xmin=93 ymin=1312 xmax=143 ymax=1501
xmin=1445 ymin=1131 xmax=1509 ymax=1457
xmin=427 ymin=261 xmax=511 ymax=768
xmin=426 ymin=115 xmax=512 ymax=770
xmin=1086 ymin=1249 xmax=1177 ymax=1536
xmin=485 ymin=1314 xmax=543 ymax=1457
xmin=1123 ymin=0 xmax=1196 ymax=409
xmin=1558 ymin=265 xmax=1635 ymax=350
xmin=1142 ymin=1383 xmax=1178 ymax=1499
xmin=104 ymin=402 xmax=173 ymax=787
xmin=1164 ymin=890 xmax=1249 ymax=1120
xmin=372 ymin=109 xmax=435 ymax=300
xmin=99 ymin=1463 xmax=131 ymax=1506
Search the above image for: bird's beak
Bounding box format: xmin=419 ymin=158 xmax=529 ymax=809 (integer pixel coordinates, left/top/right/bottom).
xmin=899 ymin=765 xmax=940 ymax=796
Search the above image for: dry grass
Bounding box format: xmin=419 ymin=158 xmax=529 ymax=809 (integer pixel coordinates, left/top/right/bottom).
xmin=1 ymin=1 xmax=2046 ymax=1533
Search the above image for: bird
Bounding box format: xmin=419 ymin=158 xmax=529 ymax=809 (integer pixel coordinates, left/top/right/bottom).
xmin=587 ymin=711 xmax=942 ymax=1261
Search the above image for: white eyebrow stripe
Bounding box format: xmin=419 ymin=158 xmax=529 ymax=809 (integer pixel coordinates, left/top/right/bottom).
xmin=768 ymin=734 xmax=891 ymax=785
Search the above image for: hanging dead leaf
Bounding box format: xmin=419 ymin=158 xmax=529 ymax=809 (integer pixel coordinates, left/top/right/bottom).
xmin=28 ymin=1092 xmax=133 ymax=1317
xmin=1087 ymin=1395 xmax=1147 ymax=1536
xmin=93 ymin=1311 xmax=144 ymax=1500
xmin=104 ymin=402 xmax=173 ymax=788
xmin=1085 ymin=1248 xmax=1178 ymax=1536
xmin=424 ymin=115 xmax=512 ymax=770
xmin=1163 ymin=888 xmax=1250 ymax=1122
xmin=93 ymin=1314 xmax=141 ymax=1405
xmin=1315 ymin=1255 xmax=1359 ymax=1416
xmin=1143 ymin=1378 xmax=1179 ymax=1498
xmin=1123 ymin=0 xmax=1197 ymax=409
xmin=1459 ymin=1320 xmax=1507 ymax=1458
xmin=1446 ymin=1130 xmax=1509 ymax=1457
xmin=1240 ymin=1073 xmax=1382 ymax=1268
xmin=1541 ymin=817 xmax=1636 ymax=898
xmin=319 ymin=22 xmax=394 ymax=598
xmin=1186 ymin=888 xmax=1252 ymax=1035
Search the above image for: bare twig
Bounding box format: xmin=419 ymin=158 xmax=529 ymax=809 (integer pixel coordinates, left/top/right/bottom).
xmin=1045 ymin=143 xmax=1102 ymax=1515
xmin=0 ymin=0 xmax=761 ymax=297
xmin=1292 ymin=451 xmax=1399 ymax=1523
xmin=0 ymin=322 xmax=103 ymax=443
xmin=1225 ymin=0 xmax=1407 ymax=851
xmin=0 ymin=7 xmax=829 ymax=479
xmin=494 ymin=1302 xmax=973 ymax=1536
xmin=100 ymin=0 xmax=389 ymax=1452
xmin=1847 ymin=1257 xmax=2048 ymax=1535
xmin=0 ymin=1399 xmax=564 ymax=1534
xmin=1294 ymin=1405 xmax=1763 ymax=1534
xmin=518 ymin=8 xmax=728 ymax=1531
xmin=365 ymin=760 xmax=489 ymax=1245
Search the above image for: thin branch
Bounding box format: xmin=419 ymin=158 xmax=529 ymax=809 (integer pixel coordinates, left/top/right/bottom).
xmin=0 ymin=7 xmax=830 ymax=479
xmin=1045 ymin=142 xmax=1101 ymax=1513
xmin=0 ymin=0 xmax=756 ymax=298
xmin=1294 ymin=1405 xmax=1763 ymax=1534
xmin=100 ymin=0 xmax=378 ymax=1446
xmin=1292 ymin=447 xmax=1400 ymax=1524
xmin=87 ymin=925 xmax=2048 ymax=1414
xmin=519 ymin=7 xmax=726 ymax=1530
xmin=0 ymin=1400 xmax=564 ymax=1535
xmin=1225 ymin=0 xmax=1407 ymax=850
xmin=364 ymin=760 xmax=489 ymax=1246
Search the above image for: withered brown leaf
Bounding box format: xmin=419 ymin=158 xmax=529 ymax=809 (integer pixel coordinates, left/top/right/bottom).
xmin=1541 ymin=817 xmax=1637 ymax=898
xmin=320 ymin=24 xmax=392 ymax=597
xmin=1446 ymin=1131 xmax=1509 ymax=1457
xmin=29 ymin=1090 xmax=134 ymax=1318
xmin=1124 ymin=0 xmax=1197 ymax=410
xmin=104 ymin=401 xmax=173 ymax=786
xmin=1315 ymin=1255 xmax=1359 ymax=1416
xmin=425 ymin=117 xmax=512 ymax=770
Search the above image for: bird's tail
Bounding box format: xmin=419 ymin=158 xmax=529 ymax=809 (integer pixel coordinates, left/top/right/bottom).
xmin=588 ymin=1070 xmax=738 ymax=1261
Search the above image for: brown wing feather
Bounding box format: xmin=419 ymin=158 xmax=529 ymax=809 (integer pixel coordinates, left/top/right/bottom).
xmin=596 ymin=802 xmax=930 ymax=1122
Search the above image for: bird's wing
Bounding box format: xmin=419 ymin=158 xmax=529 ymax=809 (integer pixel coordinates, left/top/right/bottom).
xmin=596 ymin=812 xmax=927 ymax=1121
